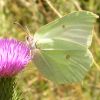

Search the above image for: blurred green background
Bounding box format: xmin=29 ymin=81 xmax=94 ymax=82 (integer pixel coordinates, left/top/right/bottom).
xmin=0 ymin=0 xmax=100 ymax=100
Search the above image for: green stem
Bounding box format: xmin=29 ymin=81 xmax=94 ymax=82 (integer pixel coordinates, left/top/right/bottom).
xmin=0 ymin=77 xmax=21 ymax=100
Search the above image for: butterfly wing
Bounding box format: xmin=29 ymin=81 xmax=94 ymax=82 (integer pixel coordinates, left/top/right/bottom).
xmin=33 ymin=11 xmax=98 ymax=84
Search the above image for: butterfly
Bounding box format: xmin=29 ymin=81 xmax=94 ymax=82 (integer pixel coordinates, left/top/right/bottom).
xmin=24 ymin=11 xmax=98 ymax=84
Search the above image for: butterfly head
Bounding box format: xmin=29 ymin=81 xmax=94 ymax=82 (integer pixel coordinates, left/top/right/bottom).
xmin=26 ymin=34 xmax=36 ymax=49
xmin=14 ymin=22 xmax=37 ymax=50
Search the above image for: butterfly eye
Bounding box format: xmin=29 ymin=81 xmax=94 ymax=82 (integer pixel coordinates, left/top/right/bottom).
xmin=25 ymin=36 xmax=30 ymax=43
xmin=26 ymin=36 xmax=29 ymax=41
xmin=26 ymin=36 xmax=33 ymax=42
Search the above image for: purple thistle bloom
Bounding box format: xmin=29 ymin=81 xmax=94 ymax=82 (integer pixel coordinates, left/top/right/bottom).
xmin=0 ymin=38 xmax=31 ymax=77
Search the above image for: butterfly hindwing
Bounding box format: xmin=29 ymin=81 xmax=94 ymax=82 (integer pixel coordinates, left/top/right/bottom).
xmin=33 ymin=49 xmax=92 ymax=84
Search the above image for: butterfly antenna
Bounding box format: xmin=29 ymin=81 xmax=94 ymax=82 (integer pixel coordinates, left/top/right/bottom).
xmin=24 ymin=25 xmax=32 ymax=36
xmin=14 ymin=22 xmax=31 ymax=37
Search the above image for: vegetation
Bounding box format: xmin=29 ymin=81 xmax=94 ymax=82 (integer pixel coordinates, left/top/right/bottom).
xmin=0 ymin=0 xmax=100 ymax=99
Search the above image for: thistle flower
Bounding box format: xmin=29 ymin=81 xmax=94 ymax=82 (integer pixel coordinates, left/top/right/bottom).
xmin=0 ymin=38 xmax=31 ymax=77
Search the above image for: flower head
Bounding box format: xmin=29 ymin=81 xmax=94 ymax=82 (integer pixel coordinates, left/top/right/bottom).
xmin=0 ymin=38 xmax=31 ymax=77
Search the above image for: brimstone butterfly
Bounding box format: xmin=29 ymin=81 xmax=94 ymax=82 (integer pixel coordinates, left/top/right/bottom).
xmin=26 ymin=11 xmax=98 ymax=84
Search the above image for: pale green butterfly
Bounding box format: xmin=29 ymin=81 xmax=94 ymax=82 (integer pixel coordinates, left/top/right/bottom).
xmin=25 ymin=11 xmax=98 ymax=84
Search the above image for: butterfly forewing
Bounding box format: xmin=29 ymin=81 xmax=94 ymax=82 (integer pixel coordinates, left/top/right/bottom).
xmin=35 ymin=11 xmax=98 ymax=47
